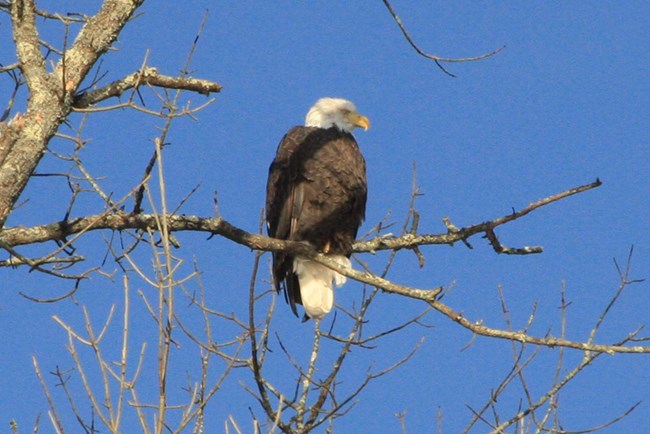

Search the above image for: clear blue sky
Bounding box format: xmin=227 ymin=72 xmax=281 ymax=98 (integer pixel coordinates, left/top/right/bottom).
xmin=1 ymin=2 xmax=649 ymax=432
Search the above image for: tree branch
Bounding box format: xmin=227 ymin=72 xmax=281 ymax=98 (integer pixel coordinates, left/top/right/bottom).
xmin=356 ymin=179 xmax=602 ymax=254
xmin=73 ymin=67 xmax=222 ymax=108
xmin=1 ymin=0 xmax=147 ymax=228
xmin=54 ymin=0 xmax=145 ymax=94
xmin=381 ymin=0 xmax=505 ymax=77
xmin=3 ymin=179 xmax=645 ymax=353
xmin=0 ymin=180 xmax=602 ymax=252
xmin=10 ymin=0 xmax=50 ymax=95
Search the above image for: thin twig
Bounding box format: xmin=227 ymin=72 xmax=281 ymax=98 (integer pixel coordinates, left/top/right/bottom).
xmin=381 ymin=0 xmax=505 ymax=77
xmin=32 ymin=356 xmax=65 ymax=433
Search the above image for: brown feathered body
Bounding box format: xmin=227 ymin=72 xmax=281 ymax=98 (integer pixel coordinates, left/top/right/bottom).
xmin=266 ymin=125 xmax=367 ymax=318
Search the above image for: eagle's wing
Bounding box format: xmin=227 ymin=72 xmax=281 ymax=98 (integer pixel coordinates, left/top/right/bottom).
xmin=266 ymin=126 xmax=314 ymax=316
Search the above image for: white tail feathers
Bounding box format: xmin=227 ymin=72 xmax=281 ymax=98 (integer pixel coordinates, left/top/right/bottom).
xmin=292 ymin=255 xmax=351 ymax=319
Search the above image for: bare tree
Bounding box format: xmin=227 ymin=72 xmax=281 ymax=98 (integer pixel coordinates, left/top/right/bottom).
xmin=1 ymin=1 xmax=647 ymax=433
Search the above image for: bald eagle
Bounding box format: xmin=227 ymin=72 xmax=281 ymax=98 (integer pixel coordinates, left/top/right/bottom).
xmin=266 ymin=98 xmax=369 ymax=320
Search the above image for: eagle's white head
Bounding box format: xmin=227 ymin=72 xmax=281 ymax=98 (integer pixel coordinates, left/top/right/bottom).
xmin=305 ymin=97 xmax=370 ymax=133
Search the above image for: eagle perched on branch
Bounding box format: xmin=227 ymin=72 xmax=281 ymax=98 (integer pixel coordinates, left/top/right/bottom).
xmin=266 ymin=98 xmax=369 ymax=320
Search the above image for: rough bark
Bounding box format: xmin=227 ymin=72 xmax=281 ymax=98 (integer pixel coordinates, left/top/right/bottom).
xmin=0 ymin=0 xmax=145 ymax=228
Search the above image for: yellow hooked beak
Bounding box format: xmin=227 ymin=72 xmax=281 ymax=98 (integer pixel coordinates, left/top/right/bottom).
xmin=348 ymin=112 xmax=370 ymax=131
